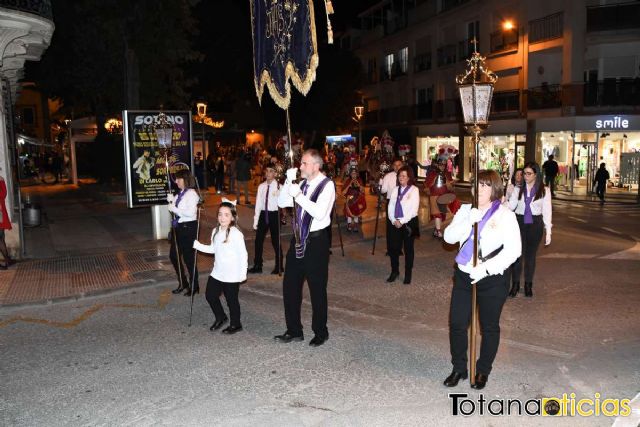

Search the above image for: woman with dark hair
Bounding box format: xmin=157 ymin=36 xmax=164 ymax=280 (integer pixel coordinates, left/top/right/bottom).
xmin=443 ymin=170 xmax=521 ymax=389
xmin=508 ymin=161 xmax=552 ymax=297
xmin=386 ymin=165 xmax=420 ymax=284
xmin=505 ymin=168 xmax=524 ymax=204
xmin=167 ymin=169 xmax=201 ymax=296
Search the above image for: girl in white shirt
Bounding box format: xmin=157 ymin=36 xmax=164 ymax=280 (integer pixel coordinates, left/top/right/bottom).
xmin=193 ymin=199 xmax=248 ymax=334
xmin=386 ymin=166 xmax=420 ymax=284
xmin=443 ymin=170 xmax=522 ymax=390
xmin=508 ymin=162 xmax=552 ymax=298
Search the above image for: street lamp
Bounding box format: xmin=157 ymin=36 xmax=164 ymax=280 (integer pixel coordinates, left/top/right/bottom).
xmin=196 ymin=101 xmax=208 ymax=187
xmin=354 ymin=105 xmax=364 ymax=152
xmin=456 ymin=45 xmax=497 ymax=386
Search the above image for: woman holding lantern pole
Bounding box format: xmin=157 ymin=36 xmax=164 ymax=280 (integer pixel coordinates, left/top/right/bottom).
xmin=167 ymin=170 xmax=200 ymax=296
xmin=443 ymin=170 xmax=521 ymax=389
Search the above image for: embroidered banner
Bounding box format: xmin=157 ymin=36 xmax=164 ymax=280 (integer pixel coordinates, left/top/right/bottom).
xmin=250 ymin=0 xmax=319 ymax=110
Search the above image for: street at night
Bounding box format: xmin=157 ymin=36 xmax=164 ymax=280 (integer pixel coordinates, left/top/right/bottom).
xmin=1 ymin=0 xmax=640 ymax=425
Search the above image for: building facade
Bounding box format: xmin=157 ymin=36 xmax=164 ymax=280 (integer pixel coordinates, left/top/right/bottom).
xmin=344 ymin=0 xmax=640 ymax=190
xmin=1 ymin=0 xmax=54 ymax=255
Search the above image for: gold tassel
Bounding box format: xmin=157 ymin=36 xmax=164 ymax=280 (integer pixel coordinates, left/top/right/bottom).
xmin=326 ymin=0 xmax=334 ymax=14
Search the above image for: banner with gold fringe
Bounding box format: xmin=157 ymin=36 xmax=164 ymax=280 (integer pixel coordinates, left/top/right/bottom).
xmin=250 ymin=0 xmax=319 ymax=110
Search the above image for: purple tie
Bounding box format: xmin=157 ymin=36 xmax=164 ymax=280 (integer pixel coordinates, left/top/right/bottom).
xmin=394 ymin=186 xmax=410 ymax=219
xmin=455 ymin=200 xmax=501 ymax=266
xmin=264 ymin=182 xmax=270 ymax=224
xmin=524 ymin=186 xmax=536 ymax=224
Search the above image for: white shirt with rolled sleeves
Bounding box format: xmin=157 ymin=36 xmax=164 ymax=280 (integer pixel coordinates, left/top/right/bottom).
xmin=193 ymin=226 xmax=248 ymax=283
xmin=508 ymin=185 xmax=553 ymax=235
xmin=379 ymin=171 xmax=397 ymax=200
xmin=253 ymin=180 xmax=280 ymax=229
xmin=387 ymin=185 xmax=420 ymax=224
xmin=167 ymin=189 xmax=199 ymax=223
xmin=444 ymin=203 xmax=522 ymax=276
xmin=278 ymin=172 xmax=335 ymax=232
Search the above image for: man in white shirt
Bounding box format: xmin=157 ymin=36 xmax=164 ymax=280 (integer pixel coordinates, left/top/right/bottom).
xmin=379 ymin=159 xmax=404 ymax=255
xmin=249 ymin=164 xmax=283 ymax=274
xmin=275 ymin=149 xmax=335 ymax=347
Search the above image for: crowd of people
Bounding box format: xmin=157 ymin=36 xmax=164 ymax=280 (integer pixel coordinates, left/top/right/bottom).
xmin=169 ymin=139 xmax=555 ymax=390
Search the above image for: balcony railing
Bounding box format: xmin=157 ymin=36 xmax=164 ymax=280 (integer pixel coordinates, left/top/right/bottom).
xmin=437 ymin=44 xmax=457 ymax=67
xmin=414 ymin=52 xmax=432 ymax=73
xmin=441 ymin=0 xmax=470 ymax=13
xmin=490 ymin=28 xmax=518 ymax=53
xmin=364 ymin=100 xmax=462 ymax=125
xmin=0 ymin=0 xmax=52 ymax=20
xmin=491 ymin=90 xmax=520 ymax=114
xmin=415 ymin=102 xmax=433 ymax=120
xmin=529 ymin=12 xmax=563 ymax=44
xmin=434 ymin=98 xmax=461 ymax=121
xmin=584 ymin=79 xmax=640 ymax=107
xmin=527 ymin=85 xmax=562 ymax=110
xmin=380 ymin=64 xmax=407 ymax=82
xmin=587 ymin=2 xmax=640 ymax=32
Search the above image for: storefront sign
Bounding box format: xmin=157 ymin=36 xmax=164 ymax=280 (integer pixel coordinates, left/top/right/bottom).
xmin=595 ymin=116 xmax=629 ymax=130
xmin=123 ymin=110 xmax=193 ymax=208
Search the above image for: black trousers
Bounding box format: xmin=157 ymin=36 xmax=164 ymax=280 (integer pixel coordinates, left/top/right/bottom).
xmin=388 ymin=218 xmax=416 ymax=275
xmin=254 ymin=211 xmax=282 ymax=268
xmin=596 ymin=182 xmax=606 ymax=201
xmin=282 ymin=228 xmax=330 ymax=338
xmin=512 ymin=215 xmax=543 ymax=284
xmin=205 ymin=276 xmax=241 ymax=327
xmin=449 ymin=267 xmax=509 ymax=375
xmin=169 ymin=221 xmax=199 ymax=291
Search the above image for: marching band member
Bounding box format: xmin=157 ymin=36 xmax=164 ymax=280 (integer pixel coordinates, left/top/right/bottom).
xmin=342 ymin=168 xmax=366 ymax=233
xmin=424 ymin=156 xmax=457 ymax=238
xmin=386 ymin=166 xmax=420 ymax=284
xmin=443 ymin=170 xmax=521 ymax=389
xmin=508 ymin=161 xmax=552 ymax=298
xmin=193 ymin=198 xmax=248 ymax=334
xmin=167 ymin=170 xmax=200 ymax=296
xmin=275 ymin=149 xmax=335 ymax=347
xmin=248 ymin=163 xmax=283 ymax=274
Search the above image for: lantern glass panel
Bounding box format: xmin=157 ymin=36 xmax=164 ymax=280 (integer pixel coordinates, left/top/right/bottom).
xmin=458 ymin=84 xmax=494 ymax=125
xmin=156 ymin=128 xmax=173 ymax=148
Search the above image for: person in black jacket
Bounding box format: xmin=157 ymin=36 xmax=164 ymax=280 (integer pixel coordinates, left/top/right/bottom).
xmin=542 ymin=155 xmax=559 ymax=198
xmin=593 ymin=162 xmax=610 ymax=204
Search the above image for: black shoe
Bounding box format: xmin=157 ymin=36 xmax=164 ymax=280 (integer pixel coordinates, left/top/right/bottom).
xmin=509 ymin=281 xmax=520 ymax=298
xmin=0 ymin=264 xmax=6 ymax=270
xmin=183 ymin=288 xmax=199 ymax=296
xmin=271 ymin=267 xmax=283 ymax=275
xmin=171 ymin=284 xmax=187 ymax=294
xmin=248 ymin=265 xmax=263 ymax=274
xmin=222 ymin=325 xmax=243 ymax=334
xmin=309 ymin=336 xmax=328 ymax=347
xmin=524 ymin=282 xmax=533 ymax=297
xmin=210 ymin=316 xmax=228 ymax=331
xmin=403 ymin=274 xmax=412 ymax=285
xmin=386 ymin=272 xmax=399 ymax=283
xmin=470 ymin=373 xmax=488 ymax=390
xmin=443 ymin=371 xmax=468 ymax=387
xmin=274 ymin=332 xmax=304 ymax=343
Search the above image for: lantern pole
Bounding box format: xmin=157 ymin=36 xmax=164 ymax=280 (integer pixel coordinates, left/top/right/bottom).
xmin=456 ymin=44 xmax=497 ymax=386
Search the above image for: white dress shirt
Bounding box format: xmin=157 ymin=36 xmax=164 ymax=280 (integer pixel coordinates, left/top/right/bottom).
xmin=444 ymin=203 xmax=522 ymax=275
xmin=193 ymin=226 xmax=248 ymax=283
xmin=379 ymin=171 xmax=397 ymax=200
xmin=253 ymin=180 xmax=280 ymax=228
xmin=387 ymin=185 xmax=419 ymax=224
xmin=168 ymin=189 xmax=199 ymax=223
xmin=278 ymin=172 xmax=335 ymax=232
xmin=508 ymin=185 xmax=553 ymax=234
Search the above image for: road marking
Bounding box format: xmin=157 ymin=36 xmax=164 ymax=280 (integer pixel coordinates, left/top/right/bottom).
xmin=0 ymin=290 xmax=171 ymax=329
xmin=568 ymin=216 xmax=587 ymax=223
xmin=540 ymin=252 xmax=596 ymax=259
xmin=600 ymin=240 xmax=640 ymax=260
xmin=601 ymin=227 xmax=623 ymax=235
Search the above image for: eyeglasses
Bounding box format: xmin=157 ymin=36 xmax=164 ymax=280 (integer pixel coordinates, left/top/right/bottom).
xmin=523 ymin=171 xmax=535 ymax=176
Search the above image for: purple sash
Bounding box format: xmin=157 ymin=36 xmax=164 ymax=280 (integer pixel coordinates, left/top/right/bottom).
xmin=295 ymin=176 xmax=331 ymax=259
xmin=523 ymin=185 xmax=536 ymax=224
xmin=394 ymin=186 xmax=411 ymax=219
xmin=171 ymin=189 xmax=187 ymax=228
xmin=455 ymin=200 xmax=501 ymax=266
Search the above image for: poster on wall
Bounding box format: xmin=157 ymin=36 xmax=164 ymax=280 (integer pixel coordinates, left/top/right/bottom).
xmin=123 ymin=110 xmax=193 ymax=208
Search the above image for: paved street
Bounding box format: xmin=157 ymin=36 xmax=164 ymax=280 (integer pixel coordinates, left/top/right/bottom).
xmin=1 ymin=184 xmax=639 ymax=425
